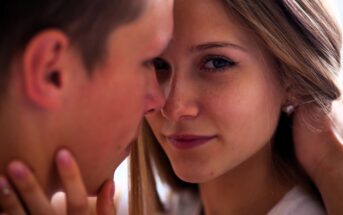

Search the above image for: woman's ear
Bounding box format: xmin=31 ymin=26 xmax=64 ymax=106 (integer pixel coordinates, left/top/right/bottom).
xmin=22 ymin=30 xmax=69 ymax=109
xmin=282 ymin=83 xmax=299 ymax=115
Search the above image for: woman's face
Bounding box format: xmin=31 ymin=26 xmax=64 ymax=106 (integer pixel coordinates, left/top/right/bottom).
xmin=146 ymin=0 xmax=286 ymax=183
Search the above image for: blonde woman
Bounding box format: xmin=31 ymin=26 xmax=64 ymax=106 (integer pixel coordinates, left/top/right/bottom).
xmin=130 ymin=0 xmax=343 ymax=214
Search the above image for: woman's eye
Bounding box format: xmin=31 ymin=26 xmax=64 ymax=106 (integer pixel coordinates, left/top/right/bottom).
xmin=153 ymin=57 xmax=171 ymax=84
xmin=201 ymin=56 xmax=236 ymax=72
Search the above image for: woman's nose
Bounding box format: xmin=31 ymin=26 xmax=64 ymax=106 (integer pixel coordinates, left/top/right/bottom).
xmin=160 ymin=81 xmax=199 ymax=121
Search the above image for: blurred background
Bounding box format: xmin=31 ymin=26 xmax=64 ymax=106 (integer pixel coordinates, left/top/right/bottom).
xmin=329 ymin=0 xmax=343 ymax=81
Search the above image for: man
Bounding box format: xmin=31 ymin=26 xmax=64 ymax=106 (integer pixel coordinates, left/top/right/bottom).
xmin=0 ymin=0 xmax=172 ymax=213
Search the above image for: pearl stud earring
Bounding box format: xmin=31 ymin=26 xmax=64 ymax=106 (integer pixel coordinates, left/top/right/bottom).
xmin=282 ymin=104 xmax=295 ymax=115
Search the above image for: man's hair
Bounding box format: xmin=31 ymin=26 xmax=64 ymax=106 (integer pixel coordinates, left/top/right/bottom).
xmin=0 ymin=0 xmax=144 ymax=93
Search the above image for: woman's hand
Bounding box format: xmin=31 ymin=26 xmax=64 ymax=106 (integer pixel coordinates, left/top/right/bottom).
xmin=0 ymin=149 xmax=116 ymax=215
xmin=293 ymin=100 xmax=343 ymax=215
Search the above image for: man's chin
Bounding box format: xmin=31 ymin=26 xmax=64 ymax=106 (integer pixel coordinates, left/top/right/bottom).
xmin=87 ymin=143 xmax=133 ymax=196
xmin=88 ymin=177 xmax=113 ymax=196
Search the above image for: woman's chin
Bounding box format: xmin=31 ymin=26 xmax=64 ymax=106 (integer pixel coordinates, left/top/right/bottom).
xmin=173 ymin=166 xmax=217 ymax=184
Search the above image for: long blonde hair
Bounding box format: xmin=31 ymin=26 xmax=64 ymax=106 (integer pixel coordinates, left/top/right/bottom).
xmin=129 ymin=0 xmax=342 ymax=214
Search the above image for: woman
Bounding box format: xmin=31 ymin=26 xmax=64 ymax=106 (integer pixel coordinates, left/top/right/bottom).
xmin=130 ymin=0 xmax=342 ymax=214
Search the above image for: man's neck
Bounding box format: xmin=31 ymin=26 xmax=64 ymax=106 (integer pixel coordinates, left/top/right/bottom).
xmin=0 ymin=107 xmax=58 ymax=199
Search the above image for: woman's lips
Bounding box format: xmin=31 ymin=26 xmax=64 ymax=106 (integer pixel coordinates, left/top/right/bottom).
xmin=166 ymin=134 xmax=217 ymax=150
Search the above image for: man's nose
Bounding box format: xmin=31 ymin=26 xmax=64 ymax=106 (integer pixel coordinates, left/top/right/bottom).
xmin=144 ymin=71 xmax=165 ymax=114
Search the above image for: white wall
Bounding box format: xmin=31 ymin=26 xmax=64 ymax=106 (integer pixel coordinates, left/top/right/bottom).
xmin=328 ymin=0 xmax=343 ymax=82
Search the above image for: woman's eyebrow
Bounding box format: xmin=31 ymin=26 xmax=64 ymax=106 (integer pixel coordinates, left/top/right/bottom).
xmin=189 ymin=41 xmax=247 ymax=53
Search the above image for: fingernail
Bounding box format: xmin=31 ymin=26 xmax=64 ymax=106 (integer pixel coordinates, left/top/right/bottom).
xmin=8 ymin=161 xmax=28 ymax=181
xmin=0 ymin=176 xmax=11 ymax=196
xmin=57 ymin=149 xmax=72 ymax=168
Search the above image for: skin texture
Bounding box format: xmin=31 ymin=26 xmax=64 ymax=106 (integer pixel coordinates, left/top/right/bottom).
xmin=146 ymin=0 xmax=292 ymax=214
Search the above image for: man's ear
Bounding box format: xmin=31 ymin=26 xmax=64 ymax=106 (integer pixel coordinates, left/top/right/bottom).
xmin=23 ymin=30 xmax=69 ymax=109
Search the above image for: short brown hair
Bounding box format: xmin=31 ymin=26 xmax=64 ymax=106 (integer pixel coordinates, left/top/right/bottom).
xmin=0 ymin=0 xmax=144 ymax=92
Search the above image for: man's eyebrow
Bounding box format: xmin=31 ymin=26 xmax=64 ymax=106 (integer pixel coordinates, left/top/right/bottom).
xmin=190 ymin=41 xmax=247 ymax=53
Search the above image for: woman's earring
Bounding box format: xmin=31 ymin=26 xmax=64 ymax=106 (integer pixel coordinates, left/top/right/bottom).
xmin=282 ymin=104 xmax=295 ymax=115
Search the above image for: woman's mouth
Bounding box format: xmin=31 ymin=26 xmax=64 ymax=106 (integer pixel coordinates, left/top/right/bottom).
xmin=166 ymin=134 xmax=217 ymax=150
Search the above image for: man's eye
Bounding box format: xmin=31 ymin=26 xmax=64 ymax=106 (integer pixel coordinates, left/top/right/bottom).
xmin=201 ymin=56 xmax=237 ymax=72
xmin=153 ymin=58 xmax=171 ymax=84
xmin=153 ymin=58 xmax=170 ymax=70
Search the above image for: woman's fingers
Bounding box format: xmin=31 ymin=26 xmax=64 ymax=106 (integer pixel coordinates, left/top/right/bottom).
xmin=96 ymin=179 xmax=116 ymax=215
xmin=1 ymin=149 xmax=113 ymax=215
xmin=0 ymin=175 xmax=26 ymax=215
xmin=294 ymin=100 xmax=343 ymax=215
xmin=293 ymin=100 xmax=343 ymax=180
xmin=56 ymin=149 xmax=90 ymax=215
xmin=6 ymin=161 xmax=55 ymax=215
xmin=57 ymin=149 xmax=116 ymax=215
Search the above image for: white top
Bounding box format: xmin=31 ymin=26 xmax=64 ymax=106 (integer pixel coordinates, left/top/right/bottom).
xmin=267 ymin=186 xmax=326 ymax=215
xmin=116 ymin=186 xmax=326 ymax=215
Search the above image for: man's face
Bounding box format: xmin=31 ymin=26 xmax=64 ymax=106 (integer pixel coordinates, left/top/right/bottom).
xmin=60 ymin=0 xmax=173 ymax=194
